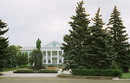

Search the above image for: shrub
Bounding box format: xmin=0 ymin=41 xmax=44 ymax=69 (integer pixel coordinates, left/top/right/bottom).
xmin=14 ymin=69 xmax=33 ymax=73
xmin=72 ymin=69 xmax=122 ymax=77
xmin=38 ymin=69 xmax=57 ymax=73
xmin=100 ymin=69 xmax=122 ymax=77
xmin=18 ymin=65 xmax=31 ymax=68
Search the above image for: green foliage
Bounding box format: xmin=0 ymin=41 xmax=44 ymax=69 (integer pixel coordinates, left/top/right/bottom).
xmin=29 ymin=51 xmax=35 ymax=66
xmin=72 ymin=69 xmax=100 ymax=76
xmin=18 ymin=65 xmax=31 ymax=68
xmin=62 ymin=1 xmax=130 ymax=73
xmin=14 ymin=69 xmax=33 ymax=73
xmin=72 ymin=69 xmax=122 ymax=77
xmin=61 ymin=1 xmax=90 ymax=69
xmin=32 ymin=49 xmax=42 ymax=70
xmin=128 ymin=54 xmax=130 ymax=68
xmin=107 ymin=6 xmax=130 ymax=72
xmin=2 ymin=67 xmax=17 ymax=72
xmin=14 ymin=69 xmax=57 ymax=73
xmin=111 ymin=62 xmax=119 ymax=69
xmin=47 ymin=64 xmax=56 ymax=67
xmin=0 ymin=20 xmax=9 ymax=71
xmin=6 ymin=45 xmax=21 ymax=68
xmin=100 ymin=69 xmax=122 ymax=77
xmin=122 ymin=73 xmax=130 ymax=79
xmin=38 ymin=69 xmax=57 ymax=73
xmin=84 ymin=8 xmax=116 ymax=69
xmin=16 ymin=52 xmax=28 ymax=66
xmin=5 ymin=45 xmax=29 ymax=68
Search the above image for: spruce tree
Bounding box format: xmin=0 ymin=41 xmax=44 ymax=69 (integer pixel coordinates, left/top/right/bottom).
xmin=0 ymin=20 xmax=9 ymax=71
xmin=107 ymin=6 xmax=130 ymax=72
xmin=61 ymin=1 xmax=90 ymax=69
xmin=85 ymin=8 xmax=115 ymax=69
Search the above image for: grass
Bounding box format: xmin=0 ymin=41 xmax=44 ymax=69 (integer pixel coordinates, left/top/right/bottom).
xmin=2 ymin=68 xmax=17 ymax=72
xmin=121 ymin=73 xmax=130 ymax=79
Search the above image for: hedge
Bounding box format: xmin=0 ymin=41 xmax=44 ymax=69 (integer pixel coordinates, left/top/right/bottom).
xmin=72 ymin=69 xmax=122 ymax=77
xmin=14 ymin=69 xmax=57 ymax=73
xmin=38 ymin=69 xmax=57 ymax=73
xmin=14 ymin=69 xmax=33 ymax=73
xmin=18 ymin=65 xmax=31 ymax=68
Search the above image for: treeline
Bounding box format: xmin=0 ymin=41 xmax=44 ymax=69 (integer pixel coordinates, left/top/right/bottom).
xmin=62 ymin=1 xmax=130 ymax=72
xmin=6 ymin=45 xmax=28 ymax=68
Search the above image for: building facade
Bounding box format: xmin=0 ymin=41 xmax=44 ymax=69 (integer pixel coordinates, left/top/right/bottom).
xmin=21 ymin=41 xmax=64 ymax=64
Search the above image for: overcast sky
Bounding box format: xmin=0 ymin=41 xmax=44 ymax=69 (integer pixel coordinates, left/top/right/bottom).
xmin=0 ymin=0 xmax=130 ymax=46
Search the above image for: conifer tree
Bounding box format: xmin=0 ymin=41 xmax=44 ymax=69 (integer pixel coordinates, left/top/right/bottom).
xmin=107 ymin=6 xmax=130 ymax=72
xmin=85 ymin=8 xmax=115 ymax=69
xmin=0 ymin=20 xmax=9 ymax=71
xmin=61 ymin=1 xmax=90 ymax=69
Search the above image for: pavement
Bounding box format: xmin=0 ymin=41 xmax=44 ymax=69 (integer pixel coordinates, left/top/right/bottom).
xmin=1 ymin=73 xmax=57 ymax=77
xmin=1 ymin=71 xmax=57 ymax=77
xmin=0 ymin=71 xmax=130 ymax=83
xmin=0 ymin=77 xmax=130 ymax=83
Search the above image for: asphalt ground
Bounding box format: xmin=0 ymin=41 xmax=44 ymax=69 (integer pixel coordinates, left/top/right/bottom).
xmin=0 ymin=77 xmax=130 ymax=83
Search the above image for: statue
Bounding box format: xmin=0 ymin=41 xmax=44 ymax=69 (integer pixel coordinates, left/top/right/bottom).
xmin=34 ymin=38 xmax=42 ymax=69
xmin=36 ymin=38 xmax=41 ymax=50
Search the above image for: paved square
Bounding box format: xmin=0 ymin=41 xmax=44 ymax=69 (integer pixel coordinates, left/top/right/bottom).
xmin=0 ymin=77 xmax=130 ymax=83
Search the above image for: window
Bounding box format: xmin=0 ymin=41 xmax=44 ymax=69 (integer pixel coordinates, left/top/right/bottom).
xmin=48 ymin=59 xmax=51 ymax=63
xmin=59 ymin=59 xmax=62 ymax=63
xmin=44 ymin=59 xmax=46 ymax=63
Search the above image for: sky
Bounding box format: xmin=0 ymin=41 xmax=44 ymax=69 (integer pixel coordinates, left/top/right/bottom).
xmin=0 ymin=0 xmax=130 ymax=47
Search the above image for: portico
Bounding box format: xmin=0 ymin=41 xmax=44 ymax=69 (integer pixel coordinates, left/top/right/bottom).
xmin=42 ymin=50 xmax=64 ymax=64
xmin=20 ymin=41 xmax=64 ymax=65
xmin=42 ymin=41 xmax=64 ymax=64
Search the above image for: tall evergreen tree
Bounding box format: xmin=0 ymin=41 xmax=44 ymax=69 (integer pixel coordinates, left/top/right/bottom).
xmin=0 ymin=20 xmax=9 ymax=71
xmin=107 ymin=6 xmax=130 ymax=72
xmin=61 ymin=1 xmax=90 ymax=69
xmin=85 ymin=8 xmax=115 ymax=69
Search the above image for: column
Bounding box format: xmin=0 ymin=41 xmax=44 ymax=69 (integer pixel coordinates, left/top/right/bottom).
xmin=50 ymin=51 xmax=52 ymax=64
xmin=57 ymin=51 xmax=59 ymax=64
xmin=62 ymin=51 xmax=64 ymax=63
xmin=46 ymin=51 xmax=48 ymax=64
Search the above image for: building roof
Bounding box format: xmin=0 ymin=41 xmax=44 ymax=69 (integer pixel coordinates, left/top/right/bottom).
xmin=21 ymin=41 xmax=62 ymax=51
xmin=43 ymin=41 xmax=62 ymax=47
xmin=20 ymin=46 xmax=36 ymax=51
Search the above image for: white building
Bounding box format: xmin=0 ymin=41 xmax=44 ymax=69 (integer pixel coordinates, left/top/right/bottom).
xmin=21 ymin=41 xmax=64 ymax=64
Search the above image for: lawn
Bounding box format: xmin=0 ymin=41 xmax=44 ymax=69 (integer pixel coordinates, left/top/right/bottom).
xmin=2 ymin=68 xmax=17 ymax=72
xmin=122 ymin=73 xmax=130 ymax=79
